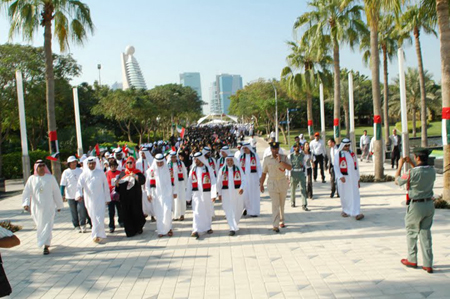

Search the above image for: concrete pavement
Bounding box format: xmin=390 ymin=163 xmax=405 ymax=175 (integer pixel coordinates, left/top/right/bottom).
xmin=0 ymin=136 xmax=449 ymax=299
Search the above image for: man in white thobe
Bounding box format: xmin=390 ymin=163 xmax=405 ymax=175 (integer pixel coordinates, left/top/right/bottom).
xmin=359 ymin=130 xmax=371 ymax=162
xmin=76 ymin=157 xmax=111 ymax=243
xmin=146 ymin=154 xmax=176 ymax=237
xmin=168 ymin=151 xmax=187 ymax=221
xmin=217 ymin=155 xmax=246 ymax=236
xmin=22 ymin=160 xmax=64 ymax=255
xmin=239 ymin=143 xmax=262 ymax=217
xmin=136 ymin=147 xmax=155 ymax=220
xmin=334 ymin=138 xmax=364 ymax=220
xmin=186 ymin=152 xmax=217 ymax=239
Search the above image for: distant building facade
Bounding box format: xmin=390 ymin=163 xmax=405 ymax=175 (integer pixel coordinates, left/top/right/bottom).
xmin=209 ymin=74 xmax=243 ymax=115
xmin=121 ymin=46 xmax=147 ymax=90
xmin=180 ymin=72 xmax=202 ymax=102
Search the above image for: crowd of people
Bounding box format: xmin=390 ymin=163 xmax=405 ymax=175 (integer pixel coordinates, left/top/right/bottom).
xmin=18 ymin=124 xmax=437 ymax=273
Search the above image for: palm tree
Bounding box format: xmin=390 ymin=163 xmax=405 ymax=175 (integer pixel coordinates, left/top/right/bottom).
xmin=431 ymin=0 xmax=450 ymax=202
xmin=360 ymin=13 xmax=410 ymax=145
xmin=1 ymin=0 xmax=94 ymax=180
xmin=342 ymin=0 xmax=402 ymax=180
xmin=390 ymin=68 xmax=436 ymax=137
xmin=401 ymin=4 xmax=437 ymax=147
xmin=295 ymin=0 xmax=366 ymax=143
xmin=282 ymin=38 xmax=331 ymax=139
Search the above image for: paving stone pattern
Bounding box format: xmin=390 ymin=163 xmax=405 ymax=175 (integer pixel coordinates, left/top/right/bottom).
xmin=1 ymin=137 xmax=449 ymax=298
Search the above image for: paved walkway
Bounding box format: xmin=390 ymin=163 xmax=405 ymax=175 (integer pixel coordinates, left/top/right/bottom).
xmin=1 ymin=137 xmax=449 ymax=299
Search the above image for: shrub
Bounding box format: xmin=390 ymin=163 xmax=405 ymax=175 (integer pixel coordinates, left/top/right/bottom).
xmin=394 ymin=120 xmax=429 ymax=134
xmin=434 ymin=195 xmax=450 ymax=209
xmin=360 ymin=174 xmax=395 ymax=182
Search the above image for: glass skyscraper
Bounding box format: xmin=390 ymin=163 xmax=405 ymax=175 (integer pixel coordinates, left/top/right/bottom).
xmin=209 ymin=74 xmax=243 ymax=115
xmin=180 ymin=72 xmax=202 ymax=102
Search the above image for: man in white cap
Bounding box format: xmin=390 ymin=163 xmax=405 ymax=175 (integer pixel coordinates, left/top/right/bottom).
xmin=60 ymin=156 xmax=87 ymax=233
xmin=168 ymin=151 xmax=188 ymax=221
xmin=239 ymin=142 xmax=262 ymax=217
xmin=76 ymin=157 xmax=111 ymax=243
xmin=136 ymin=146 xmax=155 ymax=220
xmin=217 ymin=155 xmax=246 ymax=236
xmin=186 ymin=152 xmax=217 ymax=239
xmin=146 ymin=154 xmax=176 ymax=237
xmin=334 ymin=138 xmax=364 ymax=220
xmin=22 ymin=160 xmax=64 ymax=255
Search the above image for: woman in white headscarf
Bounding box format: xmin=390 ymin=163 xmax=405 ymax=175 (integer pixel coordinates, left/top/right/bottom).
xmin=333 ymin=138 xmax=364 ymax=220
xmin=22 ymin=160 xmax=64 ymax=255
xmin=146 ymin=154 xmax=176 ymax=237
xmin=76 ymin=157 xmax=111 ymax=243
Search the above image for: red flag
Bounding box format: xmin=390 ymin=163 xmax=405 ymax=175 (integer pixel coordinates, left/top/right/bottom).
xmin=172 ymin=146 xmax=176 ymax=152
xmin=180 ymin=127 xmax=185 ymax=139
xmin=46 ymin=152 xmax=59 ymax=161
xmin=95 ymin=144 xmax=100 ymax=156
xmin=123 ymin=145 xmax=129 ymax=156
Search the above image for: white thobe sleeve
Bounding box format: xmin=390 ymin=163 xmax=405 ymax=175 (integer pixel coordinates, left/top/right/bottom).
xmin=334 ymin=152 xmax=343 ymax=180
xmin=216 ymin=171 xmax=223 ymax=196
xmin=102 ymin=174 xmax=111 ymax=203
xmin=256 ymin=153 xmax=262 ymax=178
xmin=76 ymin=174 xmax=85 ymax=199
xmin=51 ymin=175 xmax=64 ymax=210
xmin=22 ymin=176 xmax=33 ymax=207
xmin=186 ymin=170 xmax=193 ymax=201
xmin=145 ymin=169 xmax=152 ymax=197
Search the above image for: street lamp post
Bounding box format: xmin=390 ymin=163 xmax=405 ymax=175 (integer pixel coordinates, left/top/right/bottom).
xmin=97 ymin=64 xmax=102 ymax=85
xmin=271 ymin=81 xmax=278 ymax=142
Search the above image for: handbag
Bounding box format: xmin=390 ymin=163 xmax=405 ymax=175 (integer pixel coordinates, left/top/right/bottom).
xmin=0 ymin=254 xmax=12 ymax=297
xmin=110 ymin=190 xmax=120 ymax=202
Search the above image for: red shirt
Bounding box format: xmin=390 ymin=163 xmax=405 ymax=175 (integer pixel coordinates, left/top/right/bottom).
xmin=106 ymin=170 xmax=121 ymax=192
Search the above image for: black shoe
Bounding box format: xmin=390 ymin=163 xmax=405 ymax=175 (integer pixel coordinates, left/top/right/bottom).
xmin=243 ymin=210 xmax=247 ymax=216
xmin=43 ymin=247 xmax=50 ymax=255
xmin=229 ymin=231 xmax=236 ymax=236
xmin=273 ymin=227 xmax=280 ymax=233
xmin=151 ymin=217 xmax=156 ymax=222
xmin=250 ymin=215 xmax=258 ymax=217
xmin=291 ymin=203 xmax=295 ymax=208
xmin=330 ymin=193 xmax=335 ymax=198
xmin=207 ymin=229 xmax=213 ymax=234
xmin=322 ymin=180 xmax=326 ymax=183
xmin=302 ymin=206 xmax=310 ymax=211
xmin=109 ymin=228 xmax=115 ymax=233
xmin=191 ymin=232 xmax=199 ymax=239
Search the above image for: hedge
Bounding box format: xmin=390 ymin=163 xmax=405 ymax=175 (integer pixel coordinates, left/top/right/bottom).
xmin=394 ymin=121 xmax=429 ymax=134
xmin=1 ymin=149 xmax=73 ymax=179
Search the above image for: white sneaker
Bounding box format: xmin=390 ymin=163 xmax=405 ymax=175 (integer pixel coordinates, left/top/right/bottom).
xmin=81 ymin=225 xmax=87 ymax=233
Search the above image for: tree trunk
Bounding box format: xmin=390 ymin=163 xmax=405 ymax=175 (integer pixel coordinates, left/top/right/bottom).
xmin=370 ymin=18 xmax=384 ymax=180
xmin=414 ymin=27 xmax=428 ymax=147
xmin=412 ymin=107 xmax=417 ymax=137
xmin=126 ymin=120 xmax=133 ymax=142
xmin=333 ymin=43 xmax=341 ymax=143
xmin=43 ymin=4 xmax=61 ymax=182
xmin=307 ymin=91 xmax=313 ymax=139
xmin=382 ymin=46 xmax=390 ymax=145
xmin=344 ymin=105 xmax=350 ymax=138
xmin=280 ymin=125 xmax=287 ymax=144
xmin=436 ymin=0 xmax=450 ymax=202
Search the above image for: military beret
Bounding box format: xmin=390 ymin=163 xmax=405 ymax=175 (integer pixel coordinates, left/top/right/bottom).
xmin=270 ymin=142 xmax=280 ymax=149
xmin=413 ymin=147 xmax=432 ymax=156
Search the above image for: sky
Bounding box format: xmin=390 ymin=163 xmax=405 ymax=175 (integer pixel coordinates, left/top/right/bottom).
xmin=0 ymin=0 xmax=442 ymax=114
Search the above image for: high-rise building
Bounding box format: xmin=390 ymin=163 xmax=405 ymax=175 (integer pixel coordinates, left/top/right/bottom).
xmin=214 ymin=74 xmax=243 ymax=114
xmin=180 ymin=72 xmax=202 ymax=103
xmin=209 ymin=81 xmax=221 ymax=114
xmin=121 ymin=46 xmax=147 ymax=90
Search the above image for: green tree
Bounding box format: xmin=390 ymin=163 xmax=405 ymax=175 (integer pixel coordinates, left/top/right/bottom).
xmin=343 ymin=0 xmax=402 ymax=180
xmin=295 ymin=0 xmax=366 ymax=143
xmin=390 ymin=68 xmax=436 ymax=137
xmin=360 ymin=13 xmax=411 ymax=145
xmin=282 ymin=36 xmax=331 ymax=139
xmin=401 ymin=4 xmax=437 ymax=146
xmin=1 ymin=0 xmax=94 ymax=180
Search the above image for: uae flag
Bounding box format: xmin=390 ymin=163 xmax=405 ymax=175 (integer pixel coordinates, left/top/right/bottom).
xmin=443 ymin=107 xmax=450 ymax=146
xmin=177 ymin=125 xmax=186 ymax=139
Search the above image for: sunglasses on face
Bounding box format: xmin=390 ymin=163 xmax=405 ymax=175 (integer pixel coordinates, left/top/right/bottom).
xmin=126 ymin=162 xmax=133 ymax=165
xmin=37 ymin=164 xmax=46 ymax=168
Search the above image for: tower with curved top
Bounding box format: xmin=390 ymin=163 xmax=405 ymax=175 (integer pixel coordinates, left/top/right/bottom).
xmin=121 ymin=46 xmax=147 ymax=90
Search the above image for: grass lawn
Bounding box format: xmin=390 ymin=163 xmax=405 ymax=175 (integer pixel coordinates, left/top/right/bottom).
xmin=279 ymin=121 xmax=442 ymax=149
